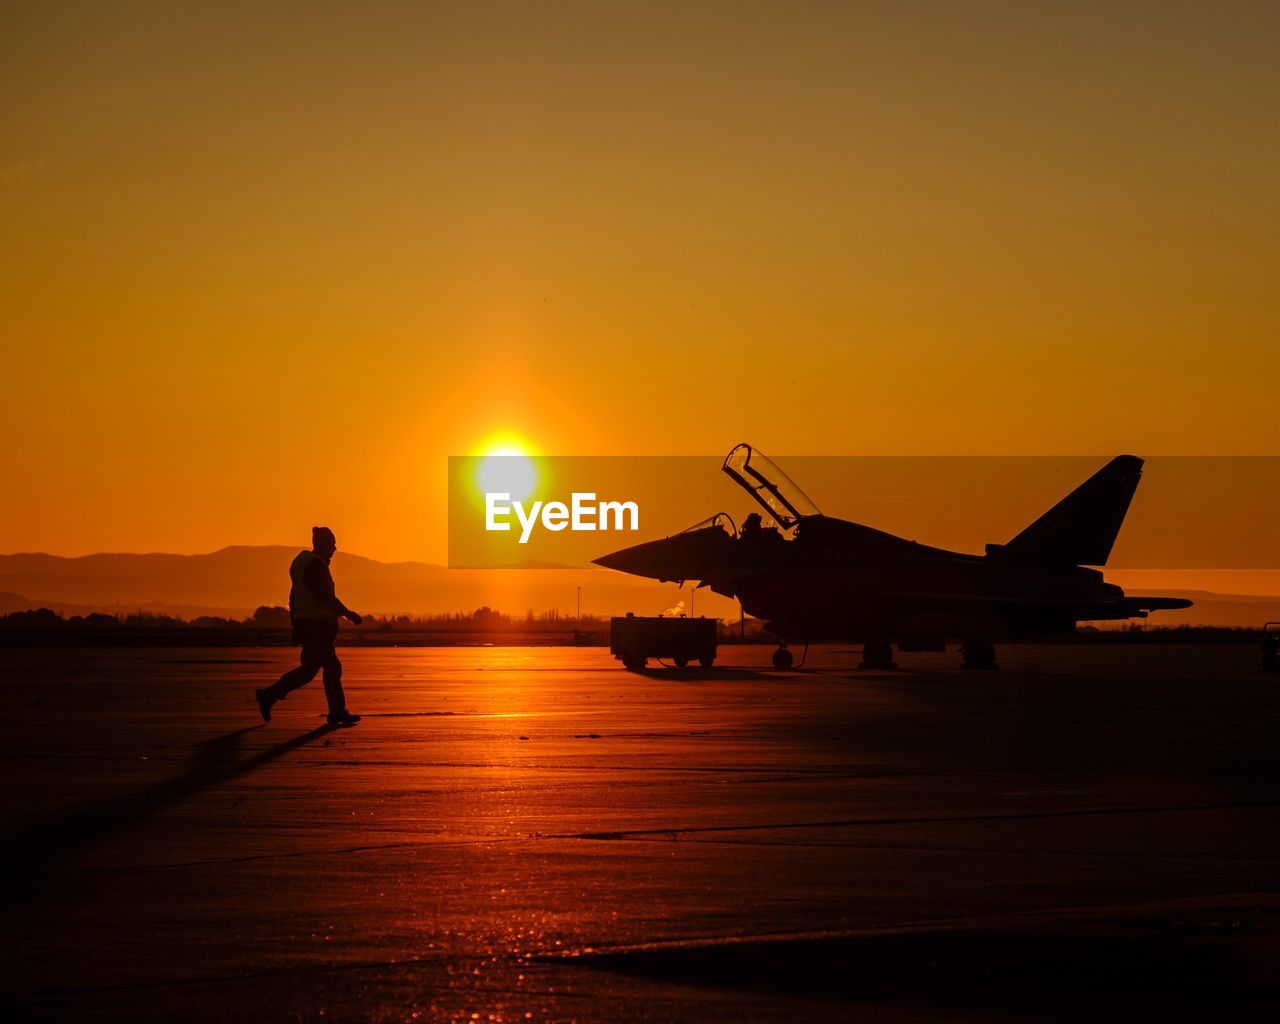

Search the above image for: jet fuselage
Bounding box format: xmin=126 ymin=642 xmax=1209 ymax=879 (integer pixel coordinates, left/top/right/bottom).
xmin=592 ymin=448 xmax=1191 ymax=648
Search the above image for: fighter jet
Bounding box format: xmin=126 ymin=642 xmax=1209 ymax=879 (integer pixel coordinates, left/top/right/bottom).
xmin=593 ymin=444 xmax=1191 ymax=669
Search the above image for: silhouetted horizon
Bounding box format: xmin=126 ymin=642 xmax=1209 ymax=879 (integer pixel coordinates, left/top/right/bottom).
xmin=0 ymin=542 xmax=1276 ymax=628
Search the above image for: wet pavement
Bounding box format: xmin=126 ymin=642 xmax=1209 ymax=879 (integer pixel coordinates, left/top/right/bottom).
xmin=2 ymin=643 xmax=1279 ymax=1021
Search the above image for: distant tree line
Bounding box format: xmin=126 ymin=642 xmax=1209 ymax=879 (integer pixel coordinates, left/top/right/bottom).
xmin=0 ymin=605 xmax=614 ymax=631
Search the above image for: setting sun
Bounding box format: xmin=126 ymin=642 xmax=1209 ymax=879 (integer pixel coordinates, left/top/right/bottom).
xmin=474 ymin=434 xmax=539 ymax=503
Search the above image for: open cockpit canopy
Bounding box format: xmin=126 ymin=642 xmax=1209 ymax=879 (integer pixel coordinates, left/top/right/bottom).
xmin=721 ymin=444 xmax=821 ymax=531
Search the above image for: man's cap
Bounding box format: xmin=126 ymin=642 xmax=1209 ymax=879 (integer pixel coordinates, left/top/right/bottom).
xmin=312 ymin=526 xmax=336 ymax=546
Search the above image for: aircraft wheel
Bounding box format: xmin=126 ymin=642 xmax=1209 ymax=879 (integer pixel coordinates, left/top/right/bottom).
xmin=674 ymin=656 xmax=689 ymax=669
xmin=960 ymin=639 xmax=998 ymax=670
xmin=859 ymin=639 xmax=897 ymax=670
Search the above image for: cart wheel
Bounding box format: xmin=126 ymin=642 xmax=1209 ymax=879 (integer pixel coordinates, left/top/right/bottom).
xmin=622 ymin=655 xmax=647 ymax=670
xmin=772 ymin=647 xmax=793 ymax=670
xmin=960 ymin=638 xmax=997 ymax=671
xmin=674 ymin=656 xmax=689 ymax=669
xmin=699 ymin=656 xmax=714 ymax=670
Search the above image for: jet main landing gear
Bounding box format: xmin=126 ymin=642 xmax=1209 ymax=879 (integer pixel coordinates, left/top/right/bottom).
xmin=960 ymin=638 xmax=999 ymax=671
xmin=859 ymin=638 xmax=897 ymax=670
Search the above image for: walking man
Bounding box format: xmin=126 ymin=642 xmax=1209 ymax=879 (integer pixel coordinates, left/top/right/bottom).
xmin=256 ymin=526 xmax=364 ymax=726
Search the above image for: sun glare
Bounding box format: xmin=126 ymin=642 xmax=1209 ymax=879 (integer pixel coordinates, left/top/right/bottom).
xmin=474 ymin=434 xmax=539 ymax=503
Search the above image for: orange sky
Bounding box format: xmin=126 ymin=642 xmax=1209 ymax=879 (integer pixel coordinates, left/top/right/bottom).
xmin=2 ymin=2 xmax=1277 ymax=572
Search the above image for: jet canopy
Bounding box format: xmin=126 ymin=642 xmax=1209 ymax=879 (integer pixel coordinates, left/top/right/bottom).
xmin=722 ymin=444 xmax=821 ymax=531
xmin=680 ymin=512 xmax=737 ymax=536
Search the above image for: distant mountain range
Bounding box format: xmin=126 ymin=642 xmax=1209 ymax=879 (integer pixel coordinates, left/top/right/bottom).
xmin=0 ymin=547 xmax=1275 ymax=627
xmin=1131 ymin=590 xmax=1280 ymax=630
xmin=0 ymin=546 xmax=724 ymax=620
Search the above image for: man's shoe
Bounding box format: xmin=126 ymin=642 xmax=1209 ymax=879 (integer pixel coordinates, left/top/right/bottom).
xmin=327 ymin=710 xmax=361 ymax=727
xmin=255 ymin=688 xmax=273 ymax=723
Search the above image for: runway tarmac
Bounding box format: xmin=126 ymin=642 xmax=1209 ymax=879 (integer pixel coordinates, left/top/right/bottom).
xmin=2 ymin=643 xmax=1278 ymax=1022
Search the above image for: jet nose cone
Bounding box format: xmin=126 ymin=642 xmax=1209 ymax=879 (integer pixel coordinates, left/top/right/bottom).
xmin=594 ymin=528 xmax=735 ymax=583
xmin=592 ymin=537 xmax=672 ymax=579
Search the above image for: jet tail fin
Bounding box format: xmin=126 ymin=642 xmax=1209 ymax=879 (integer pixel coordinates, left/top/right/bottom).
xmin=989 ymin=456 xmax=1143 ymax=567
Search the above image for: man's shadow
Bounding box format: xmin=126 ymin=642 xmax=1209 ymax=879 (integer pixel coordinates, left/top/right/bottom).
xmin=2 ymin=723 xmax=337 ymax=888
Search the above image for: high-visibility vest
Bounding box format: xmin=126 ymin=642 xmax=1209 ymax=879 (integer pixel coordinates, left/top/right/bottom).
xmin=289 ymin=550 xmax=335 ymax=620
